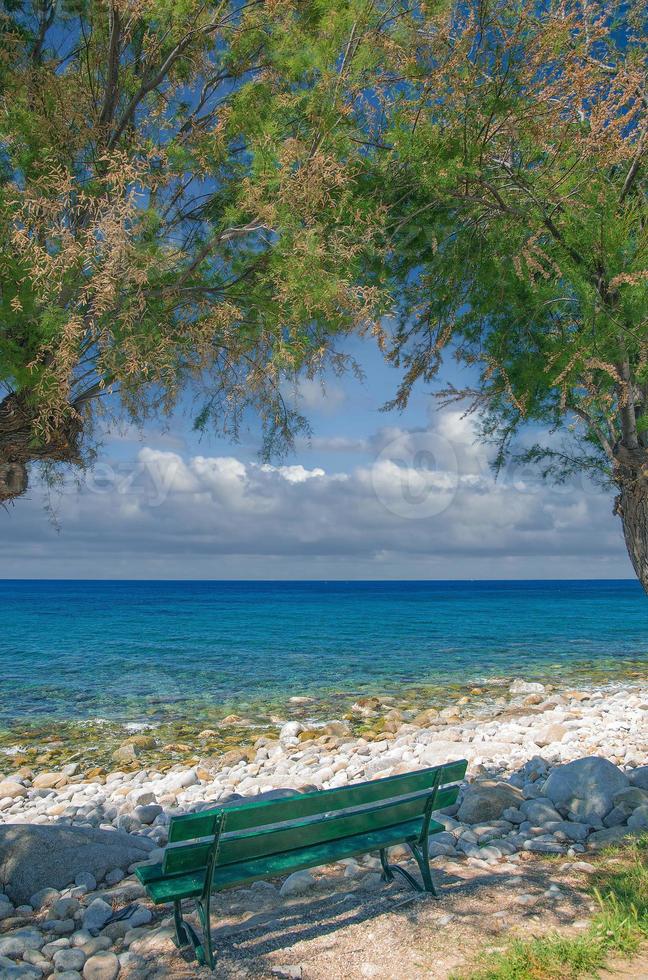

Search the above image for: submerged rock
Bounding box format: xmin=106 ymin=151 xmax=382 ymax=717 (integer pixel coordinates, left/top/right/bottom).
xmin=509 ymin=680 xmax=545 ymax=695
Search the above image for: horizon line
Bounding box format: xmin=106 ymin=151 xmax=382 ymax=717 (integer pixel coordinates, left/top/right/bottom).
xmin=0 ymin=577 xmax=639 ymax=584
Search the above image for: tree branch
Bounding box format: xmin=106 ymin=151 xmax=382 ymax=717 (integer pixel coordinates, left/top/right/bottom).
xmin=98 ymin=4 xmax=121 ymax=127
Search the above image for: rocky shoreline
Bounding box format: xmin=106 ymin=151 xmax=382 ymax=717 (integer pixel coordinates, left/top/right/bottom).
xmin=0 ymin=676 xmax=647 ymax=977
xmin=1 ymin=662 xmax=645 ymax=775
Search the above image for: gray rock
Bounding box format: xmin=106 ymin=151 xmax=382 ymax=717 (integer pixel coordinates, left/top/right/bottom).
xmin=520 ymin=799 xmax=562 ymax=824
xmin=614 ymin=787 xmax=648 ymax=809
xmin=51 ymin=898 xmax=80 ymax=920
xmin=133 ymin=805 xmax=162 ymax=825
xmin=53 ymin=948 xmax=86 ymax=972
xmin=0 ymin=825 xmax=155 ymax=903
xmin=588 ymin=826 xmax=634 ymax=846
xmin=74 ymin=873 xmax=97 ymax=893
xmin=114 ymin=815 xmax=140 ymax=834
xmin=29 ymin=888 xmax=60 ymax=911
xmin=427 ymin=841 xmax=456 ymax=857
xmin=42 ymin=938 xmax=70 ymax=957
xmin=545 ymin=820 xmax=590 ymax=842
xmin=82 ymin=899 xmax=112 ymax=934
xmin=42 ymin=917 xmax=75 ymax=934
xmin=457 ymin=781 xmax=522 ymax=823
xmin=0 ymin=928 xmax=45 ymax=957
xmin=629 ymin=766 xmax=648 ymax=791
xmin=0 ymin=961 xmax=42 ymax=979
xmin=22 ymin=949 xmax=50 ymax=971
xmin=103 ymin=869 xmax=124 ymax=886
xmin=543 ymin=757 xmax=628 ymax=819
xmin=279 ymin=871 xmax=315 ymax=897
xmin=79 ymin=938 xmax=112 ymax=957
xmin=603 ymin=804 xmax=633 ymax=828
xmin=485 ymin=838 xmax=518 ymax=855
xmin=502 ymin=807 xmax=525 ymax=824
xmin=82 ymin=952 xmax=120 ymax=980
xmin=628 ymin=805 xmax=648 ymax=830
xmin=522 ymin=783 xmax=545 ymax=800
xmin=523 ymin=840 xmax=564 ymax=854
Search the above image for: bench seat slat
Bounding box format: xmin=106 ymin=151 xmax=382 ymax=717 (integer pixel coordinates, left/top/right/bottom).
xmin=138 ymin=817 xmax=443 ymax=903
xmin=168 ymin=762 xmax=466 ymax=843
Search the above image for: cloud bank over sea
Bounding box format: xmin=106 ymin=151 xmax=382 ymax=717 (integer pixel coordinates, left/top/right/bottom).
xmin=0 ymin=411 xmax=629 ymax=580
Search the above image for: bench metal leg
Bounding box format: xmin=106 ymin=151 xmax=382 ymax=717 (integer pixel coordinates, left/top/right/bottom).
xmin=196 ymin=891 xmax=215 ymax=970
xmin=173 ymin=900 xmax=190 ymax=949
xmin=379 ymin=844 xmax=438 ymax=896
xmin=379 ymin=847 xmax=395 ymax=882
xmin=409 ymin=841 xmax=438 ymax=896
xmin=171 ymin=898 xmax=215 ymax=971
xmin=380 ymin=847 xmax=425 ymax=892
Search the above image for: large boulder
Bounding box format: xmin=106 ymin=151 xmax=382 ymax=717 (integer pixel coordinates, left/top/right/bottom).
xmin=456 ymin=780 xmax=523 ymax=824
xmin=543 ymin=757 xmax=628 ymax=820
xmin=0 ymin=825 xmax=155 ymax=904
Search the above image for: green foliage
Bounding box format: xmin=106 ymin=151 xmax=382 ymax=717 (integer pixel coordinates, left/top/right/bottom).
xmin=0 ymin=0 xmax=401 ymax=469
xmin=374 ymin=0 xmax=647 ymax=485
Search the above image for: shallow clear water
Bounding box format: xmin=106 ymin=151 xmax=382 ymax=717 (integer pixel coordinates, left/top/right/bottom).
xmin=1 ymin=579 xmax=647 ymax=728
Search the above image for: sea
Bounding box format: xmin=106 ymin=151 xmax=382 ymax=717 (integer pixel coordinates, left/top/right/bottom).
xmin=1 ymin=579 xmax=647 ymax=730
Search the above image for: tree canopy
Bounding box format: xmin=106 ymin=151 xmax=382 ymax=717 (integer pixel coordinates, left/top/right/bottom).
xmin=370 ymin=0 xmax=648 ymax=586
xmin=0 ymin=0 xmax=402 ymax=500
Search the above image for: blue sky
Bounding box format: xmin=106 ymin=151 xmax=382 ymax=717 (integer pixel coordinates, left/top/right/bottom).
xmin=0 ymin=335 xmax=633 ymax=580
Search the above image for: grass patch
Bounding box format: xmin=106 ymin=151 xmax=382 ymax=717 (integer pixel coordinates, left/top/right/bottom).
xmin=456 ymin=836 xmax=648 ymax=979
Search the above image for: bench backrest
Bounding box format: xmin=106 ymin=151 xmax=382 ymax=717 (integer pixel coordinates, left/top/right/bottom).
xmin=161 ymin=761 xmax=467 ymax=878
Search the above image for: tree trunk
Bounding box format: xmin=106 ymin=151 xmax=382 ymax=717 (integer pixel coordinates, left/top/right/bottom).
xmin=0 ymin=392 xmax=82 ymax=504
xmin=614 ymin=454 xmax=648 ymax=594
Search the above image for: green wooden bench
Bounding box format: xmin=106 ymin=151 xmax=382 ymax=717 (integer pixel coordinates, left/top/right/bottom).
xmin=135 ymin=760 xmax=467 ymax=969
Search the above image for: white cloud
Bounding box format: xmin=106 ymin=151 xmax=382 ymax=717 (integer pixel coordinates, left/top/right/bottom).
xmin=0 ymin=410 xmax=630 ymax=579
xmin=139 ymin=448 xmax=199 ymax=494
xmin=261 ymin=464 xmax=326 ymax=484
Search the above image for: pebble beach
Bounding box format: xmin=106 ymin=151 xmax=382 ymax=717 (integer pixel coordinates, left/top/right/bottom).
xmin=0 ymin=675 xmax=648 ymax=977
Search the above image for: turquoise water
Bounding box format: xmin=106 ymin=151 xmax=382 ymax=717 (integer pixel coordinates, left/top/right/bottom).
xmin=1 ymin=579 xmax=647 ymax=727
